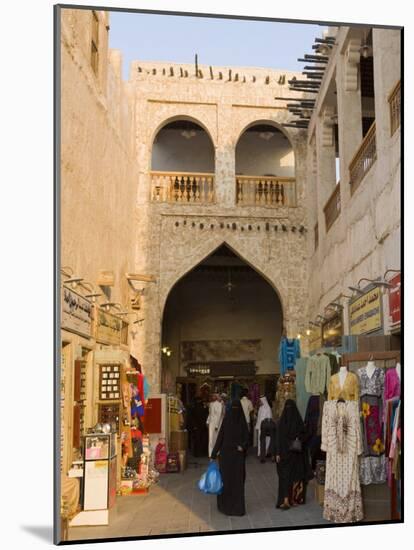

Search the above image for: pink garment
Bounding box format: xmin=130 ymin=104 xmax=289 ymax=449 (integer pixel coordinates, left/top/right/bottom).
xmin=383 ymin=368 xmax=400 ymax=423
xmin=384 ymin=367 xmax=401 ymax=400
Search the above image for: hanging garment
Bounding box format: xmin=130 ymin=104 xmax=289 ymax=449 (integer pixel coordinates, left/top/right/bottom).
xmin=383 ymin=368 xmax=401 ymax=422
xmin=274 ymin=373 xmax=297 ymax=419
xmin=207 ymin=400 xmax=225 ymax=457
xmin=275 ymin=399 xmax=312 ymax=507
xmin=211 ymin=400 xmax=249 ymax=516
xmin=295 ymin=357 xmax=311 ymax=420
xmin=278 ymin=337 xmax=301 ymax=376
xmin=327 ymin=372 xmax=359 ymax=401
xmin=259 ymin=418 xmax=277 ymax=461
xmin=304 ymin=394 xmax=326 ymax=469
xmin=321 ymin=400 xmax=363 ymax=523
xmin=255 ymin=397 xmax=273 ymax=456
xmin=305 ymin=354 xmax=331 ymax=395
xmin=325 ymin=353 xmax=339 ymax=376
xmin=357 ymin=367 xmax=386 ymax=485
xmin=130 ymin=384 xmax=145 ymax=417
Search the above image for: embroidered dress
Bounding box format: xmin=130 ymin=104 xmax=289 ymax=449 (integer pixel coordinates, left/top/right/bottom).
xmin=321 ymin=400 xmax=363 ymax=523
xmin=278 ymin=337 xmax=301 ymax=376
xmin=357 ymin=367 xmax=386 ymax=485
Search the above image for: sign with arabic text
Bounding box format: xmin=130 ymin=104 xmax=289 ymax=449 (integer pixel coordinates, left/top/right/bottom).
xmin=61 ymin=286 xmax=93 ymax=338
xmin=350 ymin=287 xmax=382 ymax=335
xmin=322 ymin=313 xmax=343 ymax=347
xmin=96 ymin=308 xmax=123 ymax=345
xmin=388 ymin=274 xmax=401 ymax=327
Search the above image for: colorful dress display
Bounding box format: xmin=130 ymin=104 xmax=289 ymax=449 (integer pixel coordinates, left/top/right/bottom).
xmin=278 ymin=337 xmax=301 ymax=376
xmin=274 ymin=372 xmax=296 ymax=418
xmin=357 ymin=367 xmax=386 ymax=485
xmin=327 ymin=372 xmax=359 ymax=401
xmin=321 ymin=400 xmax=363 ymax=523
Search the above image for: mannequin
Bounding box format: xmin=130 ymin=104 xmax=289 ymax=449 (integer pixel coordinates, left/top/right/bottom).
xmin=338 ymin=365 xmax=348 ymax=388
xmin=366 ymin=359 xmax=376 ymax=378
xmin=395 ymin=362 xmax=401 ymax=379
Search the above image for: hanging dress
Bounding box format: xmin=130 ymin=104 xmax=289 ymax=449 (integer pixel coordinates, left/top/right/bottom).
xmin=357 ymin=367 xmax=386 ymax=485
xmin=321 ymin=400 xmax=363 ymax=523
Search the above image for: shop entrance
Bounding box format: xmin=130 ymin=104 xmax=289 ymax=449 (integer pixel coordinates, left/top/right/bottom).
xmin=161 ymin=243 xmax=283 ymax=455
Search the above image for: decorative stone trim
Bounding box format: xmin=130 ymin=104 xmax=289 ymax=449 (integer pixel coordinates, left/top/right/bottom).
xmin=345 ymin=39 xmax=361 ymax=92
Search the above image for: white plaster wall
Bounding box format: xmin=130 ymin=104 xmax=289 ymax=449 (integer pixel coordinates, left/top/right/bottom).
xmin=306 ymin=28 xmax=401 ymax=324
xmin=61 ymin=10 xmax=138 ymax=307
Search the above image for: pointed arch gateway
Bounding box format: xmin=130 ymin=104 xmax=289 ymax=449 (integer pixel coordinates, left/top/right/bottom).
xmin=160 ymin=242 xmax=285 ymax=398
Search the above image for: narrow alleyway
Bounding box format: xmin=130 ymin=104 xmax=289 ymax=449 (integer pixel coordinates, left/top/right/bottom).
xmin=68 ymin=454 xmax=329 ymax=541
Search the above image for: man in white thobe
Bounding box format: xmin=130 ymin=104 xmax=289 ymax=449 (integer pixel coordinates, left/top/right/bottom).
xmin=206 ymin=394 xmax=224 ymax=457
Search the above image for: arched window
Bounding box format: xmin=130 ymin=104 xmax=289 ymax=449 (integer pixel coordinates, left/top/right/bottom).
xmin=150 ymin=119 xmax=215 ymax=204
xmin=235 ymin=123 xmax=296 ymax=207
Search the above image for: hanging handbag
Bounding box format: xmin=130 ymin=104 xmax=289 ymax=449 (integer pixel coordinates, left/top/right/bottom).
xmin=289 ymin=437 xmax=302 ymax=453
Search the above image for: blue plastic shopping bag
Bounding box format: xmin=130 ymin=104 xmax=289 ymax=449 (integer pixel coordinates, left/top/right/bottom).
xmin=198 ymin=461 xmax=223 ymax=495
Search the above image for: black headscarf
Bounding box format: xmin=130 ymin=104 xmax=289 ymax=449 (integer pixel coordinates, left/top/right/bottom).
xmin=277 ymin=399 xmax=305 ymax=457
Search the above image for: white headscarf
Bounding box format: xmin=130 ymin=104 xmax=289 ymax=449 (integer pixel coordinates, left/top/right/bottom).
xmin=255 ymin=396 xmax=272 ymax=429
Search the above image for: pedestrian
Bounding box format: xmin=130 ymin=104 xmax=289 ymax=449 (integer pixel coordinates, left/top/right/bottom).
xmin=188 ymin=396 xmax=209 ymax=457
xmin=206 ymin=393 xmax=225 ymax=457
xmin=275 ymin=399 xmax=312 ymax=510
xmin=210 ymin=399 xmax=249 ymax=516
xmin=240 ymin=388 xmax=254 ymax=441
xmin=259 ymin=417 xmax=277 ymax=463
xmin=255 ymin=396 xmax=273 ymax=457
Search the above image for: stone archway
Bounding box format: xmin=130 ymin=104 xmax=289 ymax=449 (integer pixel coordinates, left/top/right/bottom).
xmin=160 ymin=242 xmax=286 ymax=394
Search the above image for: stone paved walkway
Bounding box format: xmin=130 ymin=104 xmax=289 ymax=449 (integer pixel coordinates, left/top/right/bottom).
xmin=69 ymin=453 xmax=331 ymax=541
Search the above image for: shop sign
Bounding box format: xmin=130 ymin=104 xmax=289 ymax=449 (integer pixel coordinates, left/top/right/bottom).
xmin=187 ymin=364 xmax=211 ymax=375
xmin=61 ymin=286 xmax=93 ymax=338
xmin=350 ymin=287 xmax=382 ymax=336
xmin=388 ymin=274 xmax=401 ymax=326
xmin=96 ymin=308 xmax=123 ymax=345
xmin=322 ymin=313 xmax=343 ymax=348
xmin=308 ymin=326 xmax=322 ymax=353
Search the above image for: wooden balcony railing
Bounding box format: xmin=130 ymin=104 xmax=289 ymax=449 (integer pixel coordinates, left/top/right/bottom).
xmin=236 ymin=175 xmax=296 ymax=207
xmin=349 ymin=121 xmax=377 ymax=194
xmin=150 ymin=171 xmax=215 ymax=204
xmin=388 ymin=80 xmax=401 ymax=136
xmin=324 ymin=184 xmax=341 ymax=231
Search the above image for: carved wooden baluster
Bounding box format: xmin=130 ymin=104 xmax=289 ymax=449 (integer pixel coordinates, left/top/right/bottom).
xmin=185 ymin=175 xmax=191 ymax=202
xmin=199 ymin=177 xmax=203 ymax=204
xmin=207 ymin=177 xmax=214 ymax=203
xmin=249 ymin=179 xmax=254 ymax=206
xmin=237 ymin=179 xmax=242 ymax=204
xmin=280 ymin=182 xmax=285 ymax=205
xmin=264 ymin=180 xmax=269 ymax=205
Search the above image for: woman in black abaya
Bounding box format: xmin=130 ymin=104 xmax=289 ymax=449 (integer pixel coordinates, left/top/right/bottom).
xmin=211 ymin=399 xmax=249 ymax=516
xmin=275 ymin=399 xmax=312 ymax=509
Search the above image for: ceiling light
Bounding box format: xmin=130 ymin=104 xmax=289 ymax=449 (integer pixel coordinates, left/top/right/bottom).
xmin=181 ymin=129 xmax=197 ymax=139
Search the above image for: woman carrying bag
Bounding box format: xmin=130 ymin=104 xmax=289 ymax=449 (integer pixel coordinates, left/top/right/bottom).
xmin=210 ymin=399 xmax=249 ymax=516
xmin=275 ymin=399 xmax=312 ymax=509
